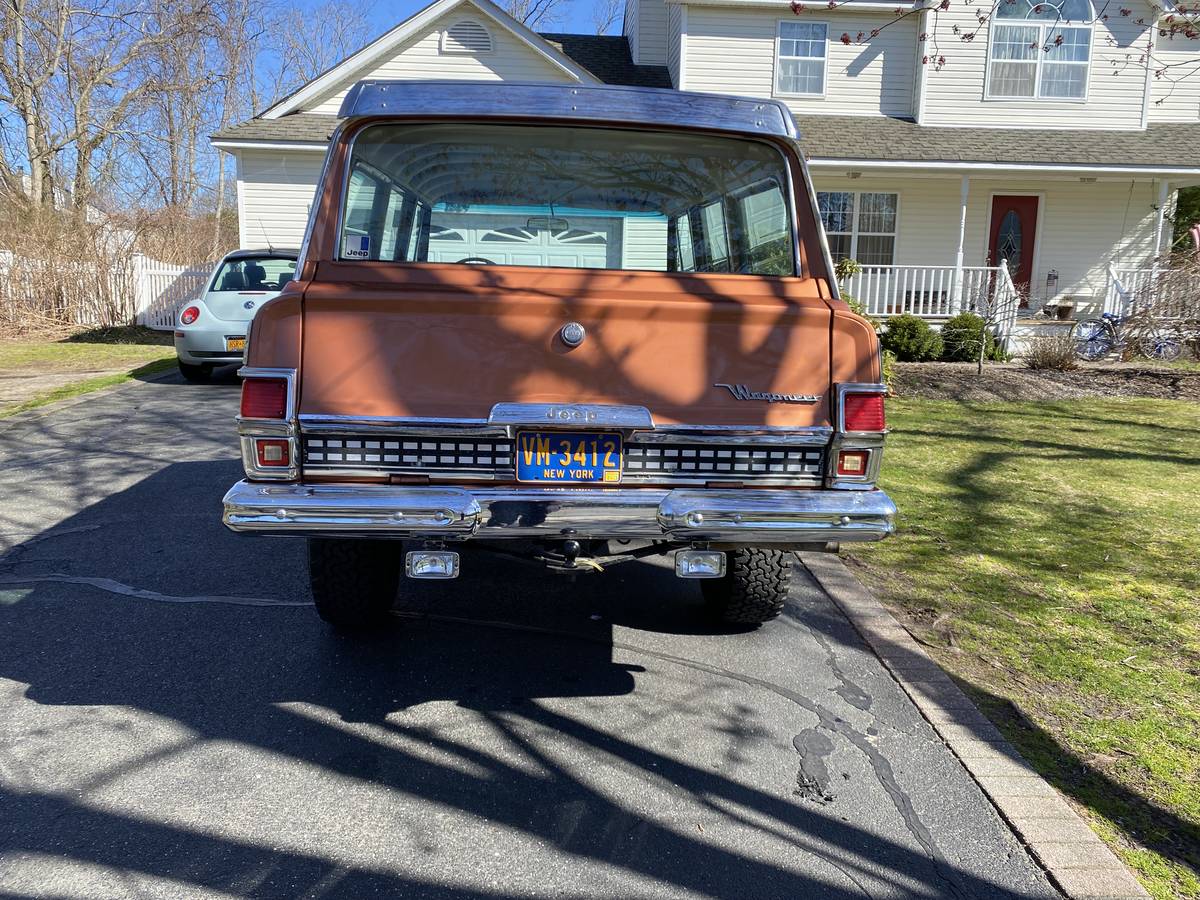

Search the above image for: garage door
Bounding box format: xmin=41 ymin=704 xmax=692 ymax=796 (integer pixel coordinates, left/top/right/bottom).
xmin=427 ymin=213 xmax=620 ymax=269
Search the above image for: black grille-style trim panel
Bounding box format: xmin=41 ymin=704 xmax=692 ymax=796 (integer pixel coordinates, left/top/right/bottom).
xmin=624 ymin=444 xmax=822 ymax=477
xmin=302 ymin=434 xmax=824 ymax=482
xmin=305 ymin=437 xmax=514 ymax=472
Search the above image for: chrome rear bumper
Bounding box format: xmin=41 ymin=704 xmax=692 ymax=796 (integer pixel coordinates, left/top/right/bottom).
xmin=222 ymin=481 xmax=896 ymax=543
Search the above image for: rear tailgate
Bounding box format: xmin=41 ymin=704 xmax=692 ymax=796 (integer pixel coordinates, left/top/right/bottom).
xmin=297 ymin=264 xmax=834 ymax=428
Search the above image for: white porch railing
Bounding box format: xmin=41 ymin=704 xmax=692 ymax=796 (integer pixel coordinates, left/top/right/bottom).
xmin=840 ymin=263 xmax=1021 ymax=343
xmin=1106 ymin=265 xmax=1200 ymax=318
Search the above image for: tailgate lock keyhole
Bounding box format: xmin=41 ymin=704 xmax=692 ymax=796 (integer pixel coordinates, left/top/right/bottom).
xmin=559 ymin=322 xmax=586 ymax=348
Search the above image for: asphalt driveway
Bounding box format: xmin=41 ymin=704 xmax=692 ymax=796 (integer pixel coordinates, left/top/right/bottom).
xmin=0 ymin=373 xmax=1058 ymax=899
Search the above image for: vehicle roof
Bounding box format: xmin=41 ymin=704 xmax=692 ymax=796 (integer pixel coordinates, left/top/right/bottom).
xmin=222 ymin=248 xmax=300 ymax=261
xmin=337 ymin=81 xmax=801 ymax=142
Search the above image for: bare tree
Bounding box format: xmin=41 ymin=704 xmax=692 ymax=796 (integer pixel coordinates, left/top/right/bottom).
xmin=267 ymin=0 xmax=379 ymax=100
xmin=787 ymin=0 xmax=1200 ymax=95
xmin=593 ymin=0 xmax=622 ymax=35
xmin=502 ymin=0 xmax=573 ymax=29
xmin=0 ymin=0 xmax=70 ymax=207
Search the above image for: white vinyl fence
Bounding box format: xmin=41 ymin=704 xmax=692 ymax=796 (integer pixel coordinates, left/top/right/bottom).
xmin=0 ymin=251 xmax=211 ymax=331
xmin=130 ymin=255 xmax=212 ymax=329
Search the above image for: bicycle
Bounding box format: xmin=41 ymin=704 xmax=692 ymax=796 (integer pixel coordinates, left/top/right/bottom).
xmin=1071 ymin=311 xmax=1183 ymax=362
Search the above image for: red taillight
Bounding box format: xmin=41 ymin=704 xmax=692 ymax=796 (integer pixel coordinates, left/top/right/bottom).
xmin=843 ymin=393 xmax=885 ymax=432
xmin=241 ymin=378 xmax=287 ymax=419
xmin=180 ymin=305 xmax=200 ymax=325
xmin=255 ymin=439 xmax=291 ymax=467
xmin=837 ymin=450 xmax=869 ymax=476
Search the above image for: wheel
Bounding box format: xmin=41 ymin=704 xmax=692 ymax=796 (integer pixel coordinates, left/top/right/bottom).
xmin=308 ymin=538 xmax=402 ymax=629
xmin=1147 ymin=330 xmax=1183 ymax=361
xmin=1071 ymin=318 xmax=1113 ymax=361
xmin=700 ymin=548 xmax=793 ymax=625
xmin=177 ymin=360 xmax=213 ymax=382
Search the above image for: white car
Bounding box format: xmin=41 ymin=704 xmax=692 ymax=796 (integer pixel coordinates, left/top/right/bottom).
xmin=173 ymin=249 xmax=298 ymax=382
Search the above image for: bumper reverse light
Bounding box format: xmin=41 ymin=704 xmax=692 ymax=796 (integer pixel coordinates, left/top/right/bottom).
xmin=406 ymin=551 xmax=460 ymax=579
xmin=837 ymin=450 xmax=869 ymax=475
xmin=675 ymin=550 xmax=726 ymax=579
xmin=255 ymin=439 xmax=290 ymax=467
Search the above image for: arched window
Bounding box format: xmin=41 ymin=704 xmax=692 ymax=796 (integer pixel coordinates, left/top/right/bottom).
xmin=987 ymin=0 xmax=1094 ymax=99
xmin=441 ymin=20 xmax=494 ymax=54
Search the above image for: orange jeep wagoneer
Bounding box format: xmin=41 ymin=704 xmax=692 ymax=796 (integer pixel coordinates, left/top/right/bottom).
xmin=223 ymin=81 xmax=895 ymax=629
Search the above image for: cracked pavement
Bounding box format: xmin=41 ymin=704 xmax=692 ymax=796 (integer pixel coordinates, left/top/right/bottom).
xmin=0 ymin=372 xmax=1059 ymax=899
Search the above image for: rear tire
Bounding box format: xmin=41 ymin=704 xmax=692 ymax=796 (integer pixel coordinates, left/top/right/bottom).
xmin=178 ymin=360 xmax=213 ymax=382
xmin=308 ymin=538 xmax=402 ymax=629
xmin=701 ymin=548 xmax=792 ymax=625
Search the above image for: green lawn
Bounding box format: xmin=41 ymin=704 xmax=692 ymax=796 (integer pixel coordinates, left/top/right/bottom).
xmin=848 ymin=398 xmax=1200 ymax=899
xmin=0 ymin=325 xmax=172 ymax=373
xmin=0 ymin=326 xmax=175 ymax=418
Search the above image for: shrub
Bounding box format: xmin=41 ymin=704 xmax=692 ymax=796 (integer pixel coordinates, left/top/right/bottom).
xmin=881 ymin=349 xmax=898 ymax=395
xmin=940 ymin=313 xmax=996 ymax=362
xmin=1024 ymin=335 xmax=1079 ymax=371
xmin=880 ymin=314 xmax=943 ymax=361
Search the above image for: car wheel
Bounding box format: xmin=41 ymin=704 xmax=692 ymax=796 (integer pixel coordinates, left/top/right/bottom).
xmin=308 ymin=538 xmax=402 ymax=629
xmin=178 ymin=360 xmax=213 ymax=382
xmin=700 ymin=547 xmax=792 ymax=625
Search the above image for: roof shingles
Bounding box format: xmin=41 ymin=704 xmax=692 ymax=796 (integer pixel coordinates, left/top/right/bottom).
xmin=210 ymin=32 xmax=1200 ymax=171
xmin=213 ymin=109 xmax=1200 ymax=171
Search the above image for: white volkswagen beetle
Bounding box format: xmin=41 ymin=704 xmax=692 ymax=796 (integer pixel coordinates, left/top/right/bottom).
xmin=174 ymin=248 xmax=298 ymax=382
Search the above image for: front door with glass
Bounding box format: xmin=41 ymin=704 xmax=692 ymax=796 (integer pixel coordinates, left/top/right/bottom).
xmin=988 ymin=195 xmax=1039 ymax=305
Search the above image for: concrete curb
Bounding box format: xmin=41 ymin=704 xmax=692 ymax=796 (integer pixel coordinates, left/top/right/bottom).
xmin=799 ymin=552 xmax=1150 ymax=900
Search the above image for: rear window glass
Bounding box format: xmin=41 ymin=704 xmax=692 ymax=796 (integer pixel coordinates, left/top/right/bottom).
xmin=338 ymin=123 xmax=796 ymax=276
xmin=209 ymin=257 xmax=296 ymax=292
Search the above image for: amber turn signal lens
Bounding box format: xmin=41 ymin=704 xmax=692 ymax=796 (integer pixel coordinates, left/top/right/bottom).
xmin=843 ymin=393 xmax=885 ymax=431
xmin=180 ymin=305 xmax=200 ymax=325
xmin=241 ymin=378 xmax=288 ymax=419
xmin=837 ymin=450 xmax=869 ymax=476
xmin=255 ymin=439 xmax=290 ymax=467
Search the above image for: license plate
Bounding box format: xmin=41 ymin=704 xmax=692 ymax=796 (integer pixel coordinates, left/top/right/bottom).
xmin=515 ymin=431 xmax=622 ymax=484
xmin=226 ymin=337 xmax=246 ymax=352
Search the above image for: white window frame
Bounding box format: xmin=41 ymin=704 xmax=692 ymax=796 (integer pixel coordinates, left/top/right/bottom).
xmin=774 ymin=20 xmax=829 ymax=99
xmin=985 ymin=20 xmax=1092 ymax=102
xmin=817 ymin=190 xmax=899 ymax=266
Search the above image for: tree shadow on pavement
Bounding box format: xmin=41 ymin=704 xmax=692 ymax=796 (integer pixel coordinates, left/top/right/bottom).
xmin=0 ymin=461 xmax=1052 ymax=899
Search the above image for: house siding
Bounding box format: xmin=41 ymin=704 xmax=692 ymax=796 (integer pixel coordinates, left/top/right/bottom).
xmin=623 ymin=0 xmax=640 ymax=63
xmin=237 ymin=150 xmax=324 ymax=249
xmin=302 ymin=12 xmax=573 ymax=115
xmin=1148 ymin=37 xmax=1200 ymax=122
xmin=682 ymin=6 xmax=916 ymax=118
xmin=810 ymin=173 xmax=1161 ymax=312
xmin=634 ymin=0 xmax=669 ymax=65
xmin=919 ymin=11 xmax=1150 ymax=129
xmin=667 ymin=3 xmax=683 ymax=87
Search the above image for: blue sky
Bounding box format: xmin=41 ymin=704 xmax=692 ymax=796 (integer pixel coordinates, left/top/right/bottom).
xmin=337 ymin=0 xmax=616 ymax=39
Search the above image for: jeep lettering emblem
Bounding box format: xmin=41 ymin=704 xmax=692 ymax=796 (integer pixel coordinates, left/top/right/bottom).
xmin=715 ymin=383 xmax=820 ymax=404
xmin=545 ymin=406 xmax=597 ymax=423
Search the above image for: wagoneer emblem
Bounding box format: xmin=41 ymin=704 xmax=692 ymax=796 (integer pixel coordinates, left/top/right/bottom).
xmin=715 ymin=383 xmax=820 ymax=404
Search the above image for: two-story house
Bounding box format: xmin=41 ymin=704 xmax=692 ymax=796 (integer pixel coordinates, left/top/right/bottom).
xmin=212 ymin=0 xmax=1200 ymax=325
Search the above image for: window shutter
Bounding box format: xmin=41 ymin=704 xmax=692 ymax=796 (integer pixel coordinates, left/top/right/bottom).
xmin=441 ymin=20 xmax=493 ymax=54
